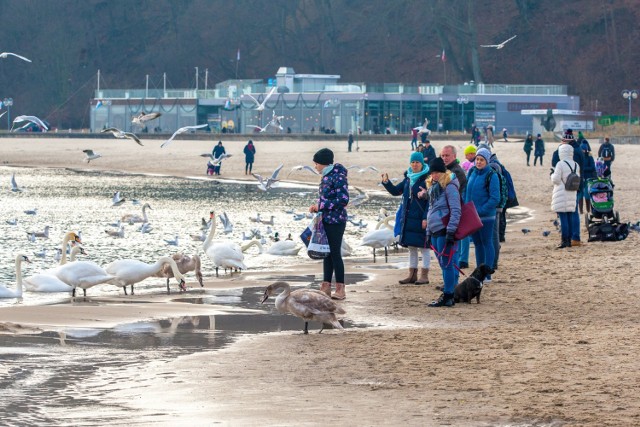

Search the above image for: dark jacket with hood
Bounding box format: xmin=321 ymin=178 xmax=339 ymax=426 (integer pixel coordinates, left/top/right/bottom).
xmin=382 ymin=171 xmax=429 ymax=247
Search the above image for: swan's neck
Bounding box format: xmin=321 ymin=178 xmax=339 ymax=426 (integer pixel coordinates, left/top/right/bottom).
xmin=15 ymin=258 xmax=24 ymax=295
xmin=376 ymin=216 xmax=394 ymax=231
xmin=273 ymin=283 xmax=291 ymax=310
xmin=155 ymin=256 xmax=182 ymax=280
xmin=142 ymin=205 xmax=148 ymax=221
xmin=241 ymin=239 xmax=263 ymax=253
xmin=203 ymin=214 xmax=217 ymax=251
xmin=60 ymin=234 xmax=72 ymax=265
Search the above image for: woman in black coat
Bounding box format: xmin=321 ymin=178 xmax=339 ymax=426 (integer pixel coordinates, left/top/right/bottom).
xmin=381 ymin=151 xmax=431 ymax=284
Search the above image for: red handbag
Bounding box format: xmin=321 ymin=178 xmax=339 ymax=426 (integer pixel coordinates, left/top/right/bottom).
xmin=442 ymin=197 xmax=483 ymax=241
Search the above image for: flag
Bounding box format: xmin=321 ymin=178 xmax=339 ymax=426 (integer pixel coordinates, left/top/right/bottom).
xmin=237 ymin=49 xmax=240 ymax=61
xmin=95 ymin=100 xmax=103 ymax=109
xmin=441 ymin=49 xmax=446 ymax=62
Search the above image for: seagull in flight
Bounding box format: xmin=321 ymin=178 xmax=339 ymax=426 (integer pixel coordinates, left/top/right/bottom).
xmin=10 ymin=173 xmax=22 ymax=192
xmin=287 ymin=165 xmax=319 ymax=177
xmin=12 ymin=115 xmax=48 ymax=131
xmin=131 ymin=112 xmax=161 ymax=126
xmin=112 ymin=191 xmax=126 ymax=207
xmin=101 ymin=127 xmax=143 ymax=146
xmin=0 ymin=52 xmax=32 ymax=62
xmin=160 ymin=124 xmax=209 ymax=148
xmin=200 ymin=152 xmax=232 ymax=165
xmin=244 ymin=87 xmax=277 ymax=111
xmin=348 ymin=165 xmax=379 ymax=173
xmin=82 ymin=149 xmax=102 ymax=163
xmin=480 ymin=35 xmax=517 ymax=49
xmin=252 ymin=164 xmax=284 ymax=191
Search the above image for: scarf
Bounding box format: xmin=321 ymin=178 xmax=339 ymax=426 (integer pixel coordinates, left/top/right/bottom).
xmin=406 ymin=166 xmax=429 ymax=186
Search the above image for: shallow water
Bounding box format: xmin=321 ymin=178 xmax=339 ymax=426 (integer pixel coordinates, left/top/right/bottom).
xmin=0 ymin=284 xmax=371 ymax=425
xmin=0 ymin=166 xmax=393 ymax=306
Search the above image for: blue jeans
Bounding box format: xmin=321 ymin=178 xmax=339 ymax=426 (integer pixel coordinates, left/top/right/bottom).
xmin=570 ymin=193 xmax=581 ymax=241
xmin=558 ymin=212 xmax=573 ymax=242
xmin=471 ymin=218 xmax=495 ymax=277
xmin=432 ymin=234 xmax=457 ymax=294
xmin=459 ymin=236 xmax=470 ymax=263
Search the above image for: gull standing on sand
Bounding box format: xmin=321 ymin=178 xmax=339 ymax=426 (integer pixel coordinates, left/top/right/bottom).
xmin=160 ymin=124 xmax=209 ymax=148
xmin=0 ymin=52 xmax=32 ymax=62
xmin=252 ymin=164 xmax=284 ymax=191
xmin=10 ymin=173 xmax=22 ymax=192
xmin=82 ymin=149 xmax=102 ymax=163
xmin=101 ymin=127 xmax=143 ymax=146
xmin=112 ymin=191 xmax=126 ymax=206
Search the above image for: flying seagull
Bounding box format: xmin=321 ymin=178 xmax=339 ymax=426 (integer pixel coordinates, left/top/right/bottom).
xmin=0 ymin=52 xmax=32 ymax=62
xmin=480 ymin=35 xmax=517 ymax=49
xmin=287 ymin=165 xmax=319 ymax=177
xmin=160 ymin=124 xmax=209 ymax=148
xmin=244 ymin=86 xmax=277 ymax=111
xmin=131 ymin=112 xmax=161 ymax=125
xmin=101 ymin=127 xmax=143 ymax=146
xmin=112 ymin=191 xmax=126 ymax=207
xmin=83 ymin=149 xmax=102 ymax=163
xmin=200 ymin=152 xmax=232 ymax=165
xmin=12 ymin=115 xmax=48 ymax=131
xmin=252 ymin=164 xmax=284 ymax=191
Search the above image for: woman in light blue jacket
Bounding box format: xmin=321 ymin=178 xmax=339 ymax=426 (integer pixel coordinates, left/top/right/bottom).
xmin=464 ymin=148 xmax=500 ymax=282
xmin=419 ymin=157 xmax=461 ymax=307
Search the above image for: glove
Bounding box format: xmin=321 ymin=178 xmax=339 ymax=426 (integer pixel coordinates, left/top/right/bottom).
xmin=549 ymin=167 xmax=555 ymax=176
xmin=425 ymin=235 xmax=432 ymax=248
xmin=444 ymin=232 xmax=455 ymax=253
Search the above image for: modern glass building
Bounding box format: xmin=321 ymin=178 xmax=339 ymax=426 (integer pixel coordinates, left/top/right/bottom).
xmin=91 ymin=67 xmax=578 ymax=135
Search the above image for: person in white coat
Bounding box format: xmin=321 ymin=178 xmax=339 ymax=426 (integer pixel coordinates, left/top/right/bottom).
xmin=551 ymin=144 xmax=580 ymax=248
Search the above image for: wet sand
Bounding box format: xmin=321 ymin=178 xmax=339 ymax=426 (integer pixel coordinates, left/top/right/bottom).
xmin=1 ymin=135 xmax=640 ymax=425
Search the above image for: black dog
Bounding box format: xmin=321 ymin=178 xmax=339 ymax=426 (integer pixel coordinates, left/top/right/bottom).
xmin=453 ymin=264 xmax=494 ymax=304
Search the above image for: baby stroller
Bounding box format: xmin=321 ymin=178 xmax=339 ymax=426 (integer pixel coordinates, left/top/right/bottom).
xmin=584 ymin=177 xmax=618 ymax=227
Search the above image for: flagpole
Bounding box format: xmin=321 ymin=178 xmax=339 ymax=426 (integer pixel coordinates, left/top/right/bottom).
xmin=235 ymin=48 xmax=240 ymax=80
xmin=442 ymin=49 xmax=446 ymax=86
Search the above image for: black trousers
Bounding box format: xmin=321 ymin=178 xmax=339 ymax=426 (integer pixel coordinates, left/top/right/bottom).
xmin=323 ymin=222 xmax=346 ymax=283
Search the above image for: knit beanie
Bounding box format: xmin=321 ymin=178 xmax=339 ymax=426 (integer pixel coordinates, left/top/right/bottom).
xmin=313 ymin=148 xmax=334 ymax=165
xmin=410 ymin=151 xmax=426 ymax=166
xmin=464 ymin=145 xmax=477 ymax=155
xmin=429 ymin=157 xmax=447 ymax=173
xmin=477 ymin=143 xmax=491 ymax=152
xmin=475 ymin=148 xmax=491 ymax=162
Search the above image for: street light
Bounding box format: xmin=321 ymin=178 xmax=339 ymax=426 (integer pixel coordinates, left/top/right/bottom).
xmin=456 ymin=96 xmax=468 ymax=133
xmin=622 ymin=89 xmax=638 ymax=135
xmin=3 ymin=97 xmax=13 ymax=131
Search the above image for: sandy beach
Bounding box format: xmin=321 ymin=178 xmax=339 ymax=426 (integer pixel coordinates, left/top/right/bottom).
xmin=1 ymin=134 xmax=639 ymax=426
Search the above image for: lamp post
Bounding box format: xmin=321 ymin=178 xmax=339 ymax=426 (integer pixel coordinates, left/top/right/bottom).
xmin=3 ymin=98 xmax=13 ymax=131
xmin=622 ymin=89 xmax=638 ymax=135
xmin=456 ymin=96 xmax=468 ymax=133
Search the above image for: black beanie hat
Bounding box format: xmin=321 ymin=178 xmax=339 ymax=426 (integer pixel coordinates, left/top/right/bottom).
xmin=313 ymin=148 xmax=334 ymax=165
xmin=429 ymin=157 xmax=447 ymax=173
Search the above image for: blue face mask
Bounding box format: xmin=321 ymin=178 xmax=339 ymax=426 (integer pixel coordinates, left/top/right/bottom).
xmin=321 ymin=165 xmax=334 ymax=176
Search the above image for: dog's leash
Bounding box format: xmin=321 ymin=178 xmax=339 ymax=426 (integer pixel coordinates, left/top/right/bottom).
xmin=429 ymin=243 xmax=466 ymax=277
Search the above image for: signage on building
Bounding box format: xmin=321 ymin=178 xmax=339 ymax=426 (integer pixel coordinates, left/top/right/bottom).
xmin=508 ymin=102 xmax=557 ymax=112
xmin=475 ymin=111 xmax=496 ymax=125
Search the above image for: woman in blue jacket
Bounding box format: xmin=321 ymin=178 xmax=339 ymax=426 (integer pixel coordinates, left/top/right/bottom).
xmin=381 ymin=151 xmax=430 ymax=285
xmin=464 ymin=148 xmax=500 ymax=282
xmin=419 ymin=157 xmax=461 ymax=307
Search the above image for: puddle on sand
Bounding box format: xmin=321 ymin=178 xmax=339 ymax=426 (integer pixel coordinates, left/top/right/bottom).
xmin=0 ymin=284 xmax=372 ymax=425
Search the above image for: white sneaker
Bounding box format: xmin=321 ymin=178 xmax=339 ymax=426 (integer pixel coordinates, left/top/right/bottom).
xmin=483 ymin=277 xmax=492 ymax=284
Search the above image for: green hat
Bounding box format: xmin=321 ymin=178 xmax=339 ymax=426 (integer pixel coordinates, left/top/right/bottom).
xmin=410 ymin=151 xmax=426 ymax=166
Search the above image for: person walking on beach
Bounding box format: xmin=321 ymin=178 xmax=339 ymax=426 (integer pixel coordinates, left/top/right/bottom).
xmin=347 ymin=131 xmax=354 ymax=152
xmin=524 ymin=134 xmax=534 ymax=166
xmin=533 ymin=133 xmax=545 ymax=166
xmin=598 ymin=137 xmax=615 ymax=174
xmin=410 ymin=127 xmax=418 ymax=150
xmin=502 ymin=128 xmax=508 ymax=142
xmin=551 ymin=143 xmax=580 ymax=249
xmin=422 ymin=139 xmax=437 ymax=166
xmin=381 ymin=152 xmax=431 ymax=285
xmin=243 ymin=140 xmax=256 ymax=175
xmin=418 ymin=157 xmax=461 ymax=307
xmin=212 ymin=141 xmax=226 ymax=175
xmin=487 ymin=125 xmax=495 ymax=148
xmin=309 ymin=148 xmax=349 ymax=300
xmin=580 ymin=143 xmax=597 ymax=214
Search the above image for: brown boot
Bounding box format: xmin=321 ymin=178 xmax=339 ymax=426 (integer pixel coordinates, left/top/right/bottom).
xmin=320 ymin=281 xmax=331 ymax=297
xmin=398 ymin=268 xmax=418 ymax=284
xmin=571 ymin=240 xmax=584 ymax=247
xmin=414 ymin=268 xmax=430 ymax=285
xmin=332 ymin=283 xmax=346 ymax=300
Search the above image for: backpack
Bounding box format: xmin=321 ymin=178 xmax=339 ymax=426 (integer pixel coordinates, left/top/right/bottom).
xmin=500 ymin=163 xmax=519 ymax=208
xmin=563 ymin=160 xmax=581 ymax=191
xmin=469 ymin=166 xmax=508 ymax=209
xmin=601 ymin=145 xmax=613 ymax=160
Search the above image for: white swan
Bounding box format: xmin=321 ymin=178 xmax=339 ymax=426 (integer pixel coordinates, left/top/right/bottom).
xmin=266 ymin=240 xmax=302 ymax=256
xmin=23 ymin=246 xmax=87 ymax=293
xmin=360 ymin=216 xmax=397 ymax=262
xmin=0 ymin=254 xmax=31 ymax=298
xmin=261 ymin=281 xmax=346 ymax=334
xmin=53 ymin=261 xmax=116 ymax=297
xmin=105 ymin=256 xmax=186 ymax=295
xmin=121 ymin=203 xmax=151 ymax=224
xmin=105 ymin=225 xmax=125 ymax=238
xmin=203 ymin=211 xmax=257 ymax=276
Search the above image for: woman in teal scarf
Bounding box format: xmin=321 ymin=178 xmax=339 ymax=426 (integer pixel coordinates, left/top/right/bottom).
xmin=381 ymin=151 xmax=431 ymax=284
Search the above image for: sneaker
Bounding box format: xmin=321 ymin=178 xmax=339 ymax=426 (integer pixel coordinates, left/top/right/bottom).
xmin=483 ymin=276 xmax=492 ymax=284
xmin=428 ymin=293 xmax=455 ymax=307
xmin=571 ymin=240 xmax=584 ymax=247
